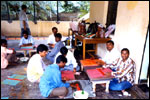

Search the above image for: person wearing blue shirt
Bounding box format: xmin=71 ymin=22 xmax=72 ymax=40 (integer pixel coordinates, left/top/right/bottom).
xmin=39 ymin=55 xmax=75 ymax=98
xmin=46 ymin=33 xmax=64 ymax=63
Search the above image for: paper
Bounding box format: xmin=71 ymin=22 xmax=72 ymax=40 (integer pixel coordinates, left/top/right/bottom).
xmin=80 ymin=59 xmax=100 ymax=67
xmin=61 ymin=71 xmax=75 ymax=80
xmin=2 ymin=79 xmax=20 ymax=86
xmin=20 ymin=46 xmax=34 ymax=50
xmin=1 ymin=97 xmax=9 ymax=99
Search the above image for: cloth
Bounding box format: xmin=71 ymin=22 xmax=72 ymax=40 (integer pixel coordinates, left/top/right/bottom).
xmin=46 ymin=41 xmax=64 ymax=63
xmin=21 ymin=28 xmax=31 ymax=37
xmin=27 ymin=54 xmax=46 ymax=83
xmin=109 ymin=57 xmax=136 ymax=85
xmin=69 ymin=21 xmax=78 ymax=31
xmin=109 ymin=78 xmax=132 ymax=91
xmin=39 ymin=64 xmax=70 ymax=98
xmin=102 ymin=48 xmax=120 ymax=65
xmin=1 ymin=46 xmax=13 ymax=69
xmin=105 ymin=24 xmax=115 ymax=38
xmin=54 ymin=50 xmax=78 ymax=69
xmin=19 ymin=10 xmax=29 ymax=28
xmin=19 ymin=35 xmax=35 ymax=46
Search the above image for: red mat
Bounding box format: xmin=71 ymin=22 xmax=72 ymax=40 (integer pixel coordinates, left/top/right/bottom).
xmin=86 ymin=68 xmax=112 ymax=79
xmin=61 ymin=71 xmax=75 ymax=80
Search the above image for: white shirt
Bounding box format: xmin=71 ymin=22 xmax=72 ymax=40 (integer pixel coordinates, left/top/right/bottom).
xmin=27 ymin=54 xmax=46 ymax=82
xmin=19 ymin=35 xmax=35 ymax=46
xmin=102 ymin=48 xmax=120 ymax=65
xmin=19 ymin=10 xmax=29 ymax=28
xmin=54 ymin=50 xmax=78 ymax=68
xmin=47 ymin=34 xmax=68 ymax=44
xmin=47 ymin=34 xmax=56 ymax=44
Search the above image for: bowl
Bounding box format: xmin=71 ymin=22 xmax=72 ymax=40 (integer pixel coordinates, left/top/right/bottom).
xmin=73 ymin=90 xmax=88 ymax=99
xmin=20 ymin=57 xmax=29 ymax=62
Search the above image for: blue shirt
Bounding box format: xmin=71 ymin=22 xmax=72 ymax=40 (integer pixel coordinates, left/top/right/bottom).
xmin=46 ymin=41 xmax=64 ymax=63
xmin=39 ymin=64 xmax=70 ymax=97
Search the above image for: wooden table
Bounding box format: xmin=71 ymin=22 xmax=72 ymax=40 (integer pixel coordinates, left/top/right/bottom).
xmin=75 ymin=33 xmax=111 ymax=59
xmin=86 ymin=68 xmax=114 ymax=93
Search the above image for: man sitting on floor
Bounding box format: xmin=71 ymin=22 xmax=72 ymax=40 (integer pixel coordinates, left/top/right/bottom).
xmin=27 ymin=44 xmax=48 ymax=83
xmin=54 ymin=46 xmax=80 ymax=72
xmin=1 ymin=39 xmax=18 ymax=69
xmin=104 ymin=48 xmax=136 ymax=96
xmin=98 ymin=40 xmax=120 ymax=67
xmin=39 ymin=55 xmax=75 ymax=98
xmin=19 ymin=30 xmax=34 ymax=47
xmin=46 ymin=33 xmax=64 ymax=63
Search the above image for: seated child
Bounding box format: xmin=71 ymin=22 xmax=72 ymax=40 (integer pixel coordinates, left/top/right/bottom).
xmin=46 ymin=33 xmax=64 ymax=63
xmin=27 ymin=44 xmax=48 ymax=83
xmin=1 ymin=39 xmax=18 ymax=69
xmin=54 ymin=46 xmax=80 ymax=72
xmin=105 ymin=48 xmax=136 ymax=96
xmin=39 ymin=55 xmax=75 ymax=98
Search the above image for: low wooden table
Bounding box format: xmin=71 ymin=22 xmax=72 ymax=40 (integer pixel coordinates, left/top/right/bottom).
xmin=86 ymin=68 xmax=114 ymax=93
xmin=80 ymin=59 xmax=105 ymax=71
xmin=75 ymin=33 xmax=111 ymax=59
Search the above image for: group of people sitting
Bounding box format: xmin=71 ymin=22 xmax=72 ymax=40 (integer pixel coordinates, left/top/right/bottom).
xmin=1 ymin=26 xmax=136 ymax=98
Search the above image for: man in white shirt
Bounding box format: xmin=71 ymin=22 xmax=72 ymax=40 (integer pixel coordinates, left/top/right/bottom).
xmin=19 ymin=5 xmax=31 ymax=37
xmin=102 ymin=40 xmax=120 ymax=66
xmin=54 ymin=46 xmax=80 ymax=72
xmin=47 ymin=27 xmax=58 ymax=49
xmin=19 ymin=30 xmax=34 ymax=47
xmin=27 ymin=44 xmax=48 ymax=83
xmin=47 ymin=27 xmax=68 ymax=49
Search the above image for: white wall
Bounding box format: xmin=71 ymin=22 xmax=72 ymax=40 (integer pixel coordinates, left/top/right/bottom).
xmin=114 ymin=1 xmax=149 ymax=84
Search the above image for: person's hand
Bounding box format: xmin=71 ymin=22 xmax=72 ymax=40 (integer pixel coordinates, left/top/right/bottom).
xmin=62 ymin=77 xmax=69 ymax=81
xmin=70 ymin=83 xmax=76 ymax=88
xmin=73 ymin=68 xmax=76 ymax=74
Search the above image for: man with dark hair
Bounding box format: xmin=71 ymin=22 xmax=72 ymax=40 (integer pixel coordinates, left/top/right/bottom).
xmin=19 ymin=30 xmax=34 ymax=47
xmin=19 ymin=4 xmax=31 ymax=37
xmin=47 ymin=27 xmax=58 ymax=49
xmin=106 ymin=48 xmax=136 ymax=96
xmin=46 ymin=33 xmax=64 ymax=63
xmin=39 ymin=55 xmax=75 ymax=98
xmin=1 ymin=39 xmax=18 ymax=69
xmin=27 ymin=44 xmax=48 ymax=83
xmin=54 ymin=46 xmax=80 ymax=72
xmin=101 ymin=40 xmax=120 ymax=66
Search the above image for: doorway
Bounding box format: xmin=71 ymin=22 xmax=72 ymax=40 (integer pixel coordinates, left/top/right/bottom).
xmin=106 ymin=1 xmax=118 ymax=34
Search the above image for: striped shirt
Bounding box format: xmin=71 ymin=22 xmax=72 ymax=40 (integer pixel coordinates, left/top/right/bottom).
xmin=109 ymin=57 xmax=136 ymax=85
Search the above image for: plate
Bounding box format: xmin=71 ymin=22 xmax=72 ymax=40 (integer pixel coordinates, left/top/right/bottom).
xmin=73 ymin=90 xmax=88 ymax=99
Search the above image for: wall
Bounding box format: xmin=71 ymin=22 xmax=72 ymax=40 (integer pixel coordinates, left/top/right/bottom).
xmin=90 ymin=1 xmax=108 ymax=26
xmin=1 ymin=21 xmax=70 ymax=37
xmin=114 ymin=1 xmax=149 ymax=84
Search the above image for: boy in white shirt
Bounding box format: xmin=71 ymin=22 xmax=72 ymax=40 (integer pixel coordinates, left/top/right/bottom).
xmin=27 ymin=44 xmax=48 ymax=83
xmin=54 ymin=46 xmax=80 ymax=72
